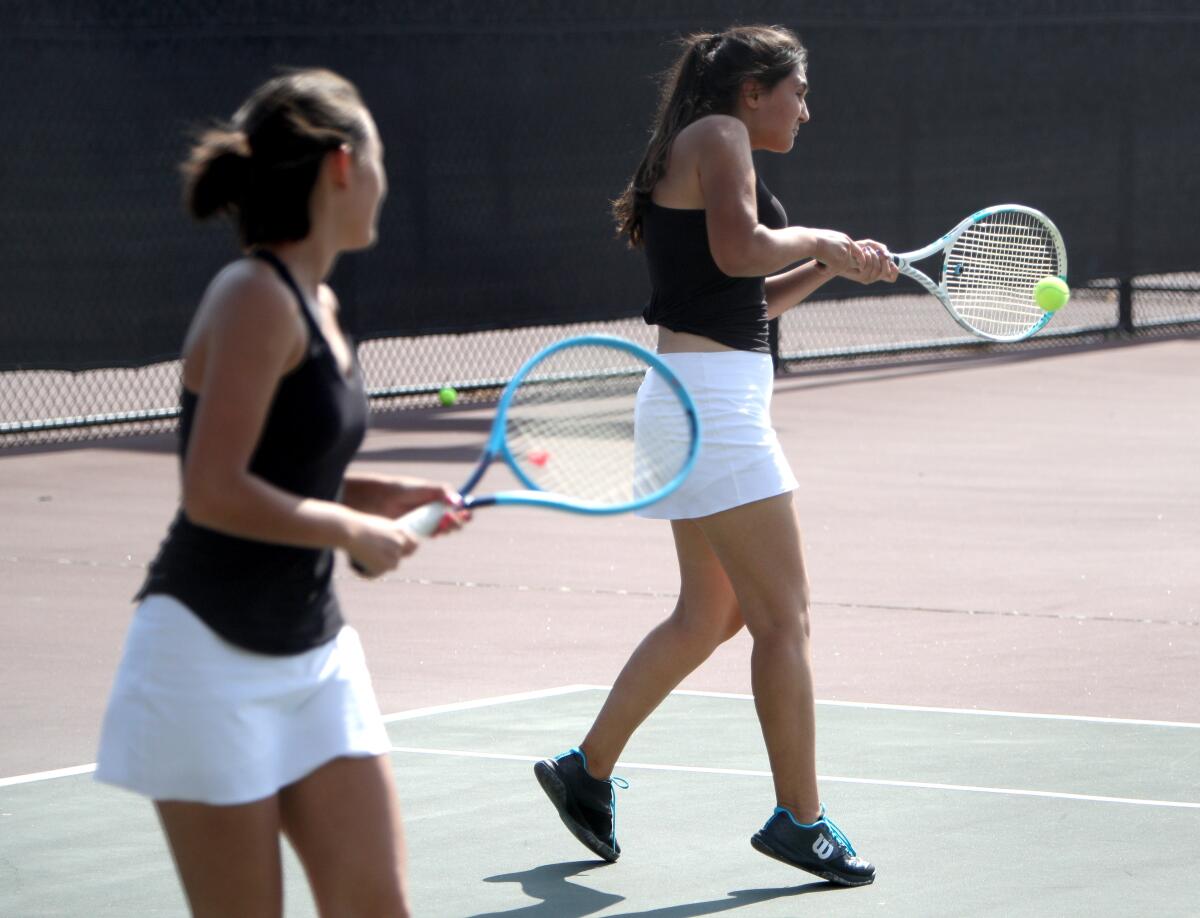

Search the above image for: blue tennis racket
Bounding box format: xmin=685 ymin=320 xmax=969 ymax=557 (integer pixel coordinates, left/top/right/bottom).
xmin=396 ymin=334 xmax=701 ymax=537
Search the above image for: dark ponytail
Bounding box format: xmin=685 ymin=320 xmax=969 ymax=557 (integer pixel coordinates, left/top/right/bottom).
xmin=180 ymin=69 xmax=369 ymax=247
xmin=182 ymin=128 xmax=252 ymax=220
xmin=613 ymin=26 xmax=807 ymax=247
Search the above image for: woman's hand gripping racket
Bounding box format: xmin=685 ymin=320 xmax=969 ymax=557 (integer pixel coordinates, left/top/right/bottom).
xmin=890 ymin=204 xmax=1069 ymax=342
xmin=396 ymin=334 xmax=701 ymax=538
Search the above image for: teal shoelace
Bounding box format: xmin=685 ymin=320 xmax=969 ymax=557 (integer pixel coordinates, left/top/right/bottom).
xmin=608 ymin=775 xmax=629 ymax=842
xmin=818 ymin=809 xmax=857 ymax=858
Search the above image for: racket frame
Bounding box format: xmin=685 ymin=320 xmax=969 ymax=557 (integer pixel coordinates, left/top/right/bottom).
xmin=890 ymin=203 xmax=1069 ymax=343
xmin=450 ymin=333 xmax=700 ymax=515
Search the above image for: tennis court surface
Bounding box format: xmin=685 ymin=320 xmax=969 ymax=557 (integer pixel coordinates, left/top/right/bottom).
xmin=3 ymin=337 xmax=1198 ymax=916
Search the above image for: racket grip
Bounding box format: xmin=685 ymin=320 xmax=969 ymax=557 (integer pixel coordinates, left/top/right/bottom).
xmin=397 ymin=500 xmax=450 ymax=539
xmin=350 ymin=501 xmax=453 ymax=572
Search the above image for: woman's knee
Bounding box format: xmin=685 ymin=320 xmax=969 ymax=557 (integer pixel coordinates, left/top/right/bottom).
xmin=708 ymin=609 xmax=745 ymax=645
xmin=669 ymin=600 xmax=744 ymax=649
xmin=742 ymin=593 xmax=812 ymax=645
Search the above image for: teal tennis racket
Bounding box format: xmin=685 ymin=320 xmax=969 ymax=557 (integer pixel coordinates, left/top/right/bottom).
xmin=891 ymin=204 xmax=1069 ymax=342
xmin=396 ymin=334 xmax=700 ymax=537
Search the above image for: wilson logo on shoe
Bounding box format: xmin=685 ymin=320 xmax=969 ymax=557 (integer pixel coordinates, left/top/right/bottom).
xmin=811 ymin=834 xmax=836 ymax=860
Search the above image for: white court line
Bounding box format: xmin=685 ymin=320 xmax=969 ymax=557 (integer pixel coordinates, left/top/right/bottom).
xmin=0 ymin=764 xmax=96 ymax=788
xmin=381 ymin=684 xmax=599 ymax=724
xmin=391 ymin=745 xmax=1200 ymax=812
xmin=6 ymin=682 xmax=1198 ymax=788
xmin=661 ymin=687 xmax=1200 ymax=730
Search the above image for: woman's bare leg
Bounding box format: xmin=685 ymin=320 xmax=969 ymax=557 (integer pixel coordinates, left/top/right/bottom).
xmin=155 ymin=796 xmax=284 ymax=918
xmin=280 ymin=754 xmax=409 ymax=918
xmin=695 ymin=491 xmax=819 ymax=821
xmin=579 ymin=518 xmax=744 ymax=778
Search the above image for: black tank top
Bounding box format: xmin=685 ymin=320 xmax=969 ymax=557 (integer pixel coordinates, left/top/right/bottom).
xmin=641 ymin=174 xmax=788 ymax=352
xmin=136 ymin=251 xmax=368 ymax=655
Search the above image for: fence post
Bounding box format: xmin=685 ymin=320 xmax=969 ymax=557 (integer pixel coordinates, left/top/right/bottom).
xmin=1118 ymin=277 xmax=1134 ymax=334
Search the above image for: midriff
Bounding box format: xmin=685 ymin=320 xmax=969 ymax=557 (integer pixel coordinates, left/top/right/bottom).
xmin=656 ymin=327 xmax=738 ymax=354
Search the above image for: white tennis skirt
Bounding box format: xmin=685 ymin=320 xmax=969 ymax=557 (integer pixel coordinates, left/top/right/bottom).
xmin=95 ymin=594 xmax=391 ymax=806
xmin=636 ymin=350 xmax=798 ymax=520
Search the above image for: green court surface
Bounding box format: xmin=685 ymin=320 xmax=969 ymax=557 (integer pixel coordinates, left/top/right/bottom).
xmin=3 ymin=686 xmax=1198 ymax=917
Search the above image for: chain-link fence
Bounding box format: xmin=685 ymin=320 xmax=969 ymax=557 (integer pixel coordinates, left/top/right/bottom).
xmin=3 ymin=276 xmax=1196 ymax=449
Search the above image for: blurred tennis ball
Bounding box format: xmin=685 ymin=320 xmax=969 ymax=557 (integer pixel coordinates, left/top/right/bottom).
xmin=1034 ymin=276 xmax=1070 ymax=313
xmin=437 ymin=386 xmax=458 ymax=407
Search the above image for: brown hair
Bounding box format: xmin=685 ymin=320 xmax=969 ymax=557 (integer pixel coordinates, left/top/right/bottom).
xmin=181 ymin=69 xmax=369 ymax=246
xmin=613 ymin=26 xmax=807 ymax=247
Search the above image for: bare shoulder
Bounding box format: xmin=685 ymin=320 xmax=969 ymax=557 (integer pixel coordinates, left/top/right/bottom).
xmin=199 ymin=259 xmax=304 ymax=335
xmin=207 ymin=259 xmax=296 ymax=316
xmin=657 ymin=116 xmax=751 ymax=207
xmin=674 ymin=115 xmax=753 ymax=185
xmin=677 ymin=114 xmax=750 ymax=152
xmin=183 ymin=258 xmax=306 ymax=370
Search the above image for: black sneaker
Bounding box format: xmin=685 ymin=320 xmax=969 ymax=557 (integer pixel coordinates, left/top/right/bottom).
xmin=751 ymin=805 xmax=875 ymax=886
xmin=533 ymin=747 xmax=627 ymax=863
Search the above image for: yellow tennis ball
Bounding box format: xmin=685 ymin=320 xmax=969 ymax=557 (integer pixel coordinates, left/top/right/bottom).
xmin=438 ymin=386 xmax=458 ymax=407
xmin=1034 ymin=276 xmax=1070 ymax=313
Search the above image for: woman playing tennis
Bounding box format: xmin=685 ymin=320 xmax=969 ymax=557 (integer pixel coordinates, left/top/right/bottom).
xmin=535 ymin=26 xmax=896 ymax=885
xmin=95 ymin=69 xmax=465 ymax=917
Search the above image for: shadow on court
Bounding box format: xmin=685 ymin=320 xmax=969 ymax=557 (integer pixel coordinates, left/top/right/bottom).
xmin=600 ymin=886 xmax=834 ymax=918
xmin=470 ymin=861 xmax=830 ymax=918
xmin=471 ymin=861 xmax=624 ymax=917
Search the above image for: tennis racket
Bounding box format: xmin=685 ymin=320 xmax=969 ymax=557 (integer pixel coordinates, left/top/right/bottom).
xmin=890 ymin=204 xmax=1068 ymax=342
xmin=395 ymin=334 xmax=701 ymax=537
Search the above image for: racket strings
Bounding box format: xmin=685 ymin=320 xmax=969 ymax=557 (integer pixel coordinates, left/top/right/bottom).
xmin=504 ymin=346 xmax=692 ymax=507
xmin=944 ymin=212 xmax=1061 ymax=337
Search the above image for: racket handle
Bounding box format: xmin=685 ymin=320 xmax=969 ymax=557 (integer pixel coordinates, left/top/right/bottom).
xmin=396 ymin=500 xmax=450 ymax=539
xmin=350 ymin=501 xmax=453 ymax=572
